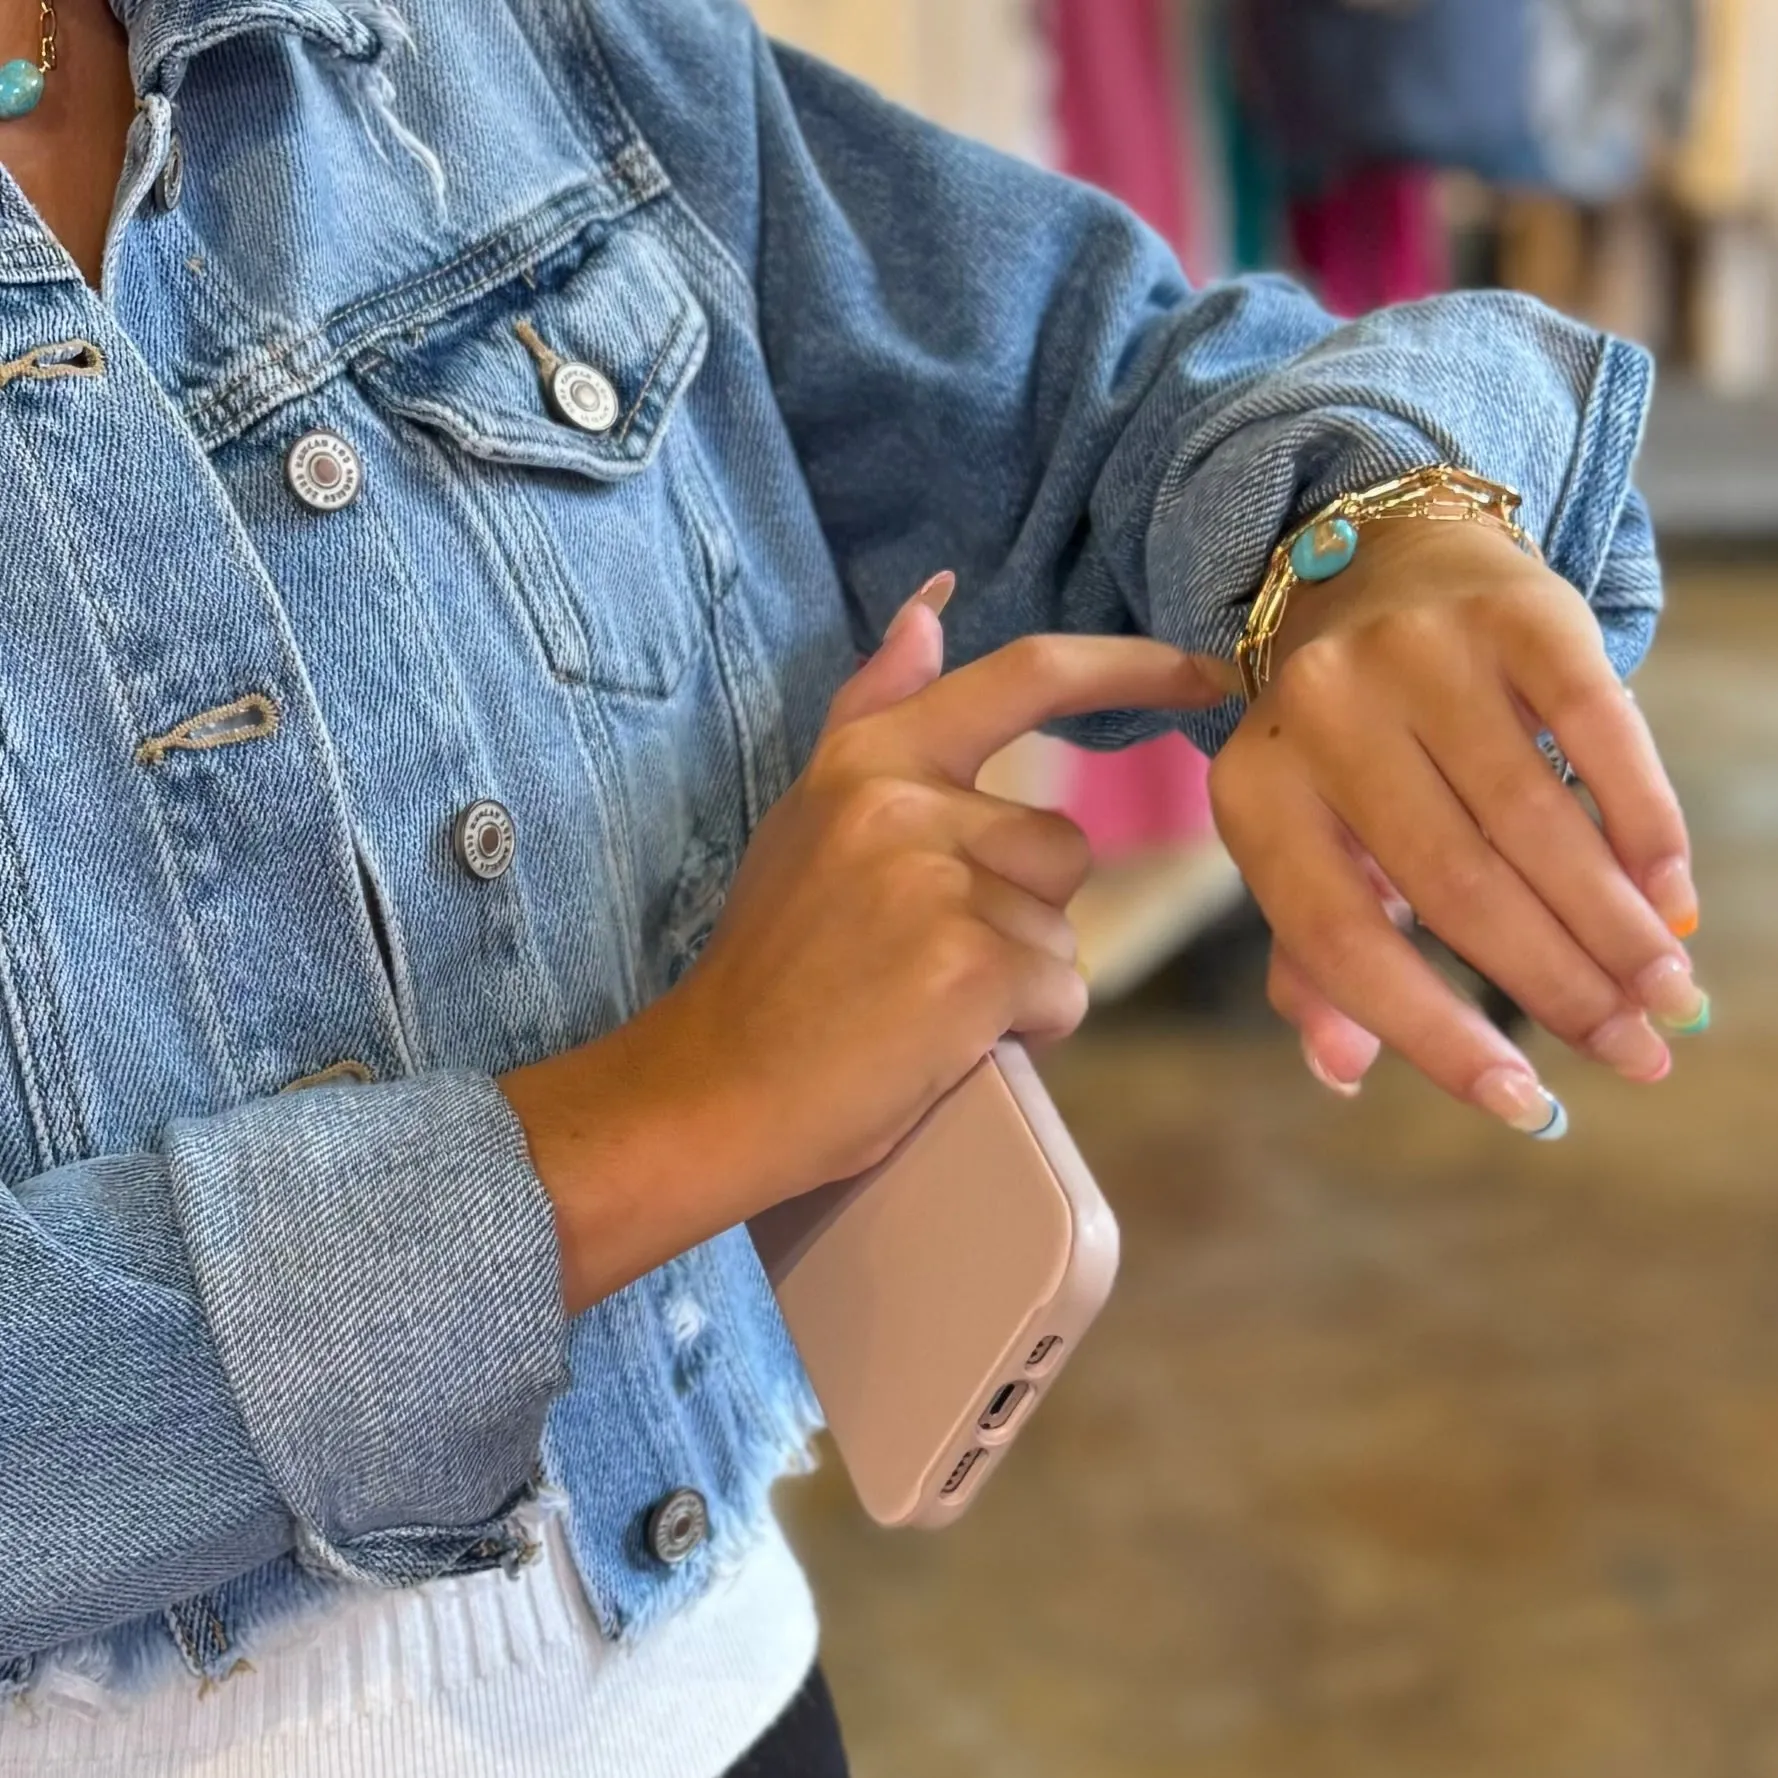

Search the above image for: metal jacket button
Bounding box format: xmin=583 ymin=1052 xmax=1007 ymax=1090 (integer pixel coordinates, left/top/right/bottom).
xmin=453 ymin=800 xmax=516 ymax=881
xmin=285 ymin=430 xmax=362 ymax=511
xmin=645 ymin=1488 xmax=708 ymax=1566
xmin=546 ymin=361 xmax=620 ymax=435
xmin=155 ymin=134 xmax=185 ymax=213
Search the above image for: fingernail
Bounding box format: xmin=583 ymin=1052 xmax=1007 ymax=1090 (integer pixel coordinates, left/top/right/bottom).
xmin=912 ymin=570 xmax=956 ymax=617
xmin=1583 ymin=1011 xmax=1671 ymax=1083
xmin=1645 ymin=856 xmax=1698 ymax=941
xmin=1635 ymin=955 xmax=1712 ymax=1035
xmin=1473 ymin=1067 xmax=1569 ymax=1140
xmin=1304 ymin=1044 xmax=1362 ymax=1099
xmin=882 ymin=571 xmax=956 ymax=646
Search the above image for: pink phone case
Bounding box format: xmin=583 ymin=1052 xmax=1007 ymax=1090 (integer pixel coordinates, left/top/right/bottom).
xmin=748 ymin=1042 xmax=1119 ymax=1528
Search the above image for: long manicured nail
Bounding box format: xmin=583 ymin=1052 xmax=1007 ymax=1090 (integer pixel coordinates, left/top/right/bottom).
xmin=1473 ymin=1068 xmax=1569 ymax=1140
xmin=1304 ymin=1043 xmax=1362 ymax=1099
xmin=1635 ymin=955 xmax=1712 ymax=1035
xmin=911 ymin=570 xmax=956 ymax=617
xmin=882 ymin=571 xmax=956 ymax=646
xmin=1645 ymin=856 xmax=1698 ymax=941
xmin=1584 ymin=1011 xmax=1671 ymax=1082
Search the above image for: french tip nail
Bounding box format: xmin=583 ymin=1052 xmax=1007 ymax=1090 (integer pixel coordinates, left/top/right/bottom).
xmin=1530 ymin=1094 xmax=1568 ymax=1141
xmin=1660 ymin=990 xmax=1712 ymax=1037
xmin=1645 ymin=857 xmax=1698 ymax=939
xmin=1306 ymin=1051 xmax=1363 ymax=1099
xmin=1474 ymin=1068 xmax=1568 ymax=1140
xmin=1305 ymin=1049 xmax=1362 ymax=1098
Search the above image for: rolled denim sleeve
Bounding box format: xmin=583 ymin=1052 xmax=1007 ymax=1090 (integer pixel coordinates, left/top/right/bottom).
xmin=590 ymin=0 xmax=1662 ymax=755
xmin=0 ymin=1070 xmax=566 ymax=1661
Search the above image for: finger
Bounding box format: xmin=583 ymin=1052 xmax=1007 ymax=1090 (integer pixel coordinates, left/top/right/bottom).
xmin=1318 ymin=732 xmax=1671 ymax=1083
xmin=822 ymin=572 xmax=953 ymax=733
xmin=968 ymin=870 xmax=1079 ymax=965
xmin=1504 ymin=602 xmax=1698 ymax=939
xmin=1268 ymin=943 xmax=1382 ymax=1096
xmin=1220 ymin=771 xmax=1569 ymax=1136
xmin=1426 ymin=686 xmax=1710 ymax=1038
xmin=992 ymin=933 xmax=1091 ymax=1045
xmin=891 ymin=634 xmax=1234 ymax=785
xmin=948 ymin=793 xmax=1093 ymax=907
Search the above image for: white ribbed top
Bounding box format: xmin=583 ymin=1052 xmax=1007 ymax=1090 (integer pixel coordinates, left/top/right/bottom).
xmin=0 ymin=1502 xmax=817 ymax=1778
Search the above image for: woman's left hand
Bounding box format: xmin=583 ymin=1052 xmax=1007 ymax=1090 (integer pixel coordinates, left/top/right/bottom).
xmin=1207 ymin=514 xmax=1708 ymax=1136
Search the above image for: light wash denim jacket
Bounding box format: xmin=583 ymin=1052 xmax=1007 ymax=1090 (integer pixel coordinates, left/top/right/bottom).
xmin=0 ymin=0 xmax=1661 ymax=1702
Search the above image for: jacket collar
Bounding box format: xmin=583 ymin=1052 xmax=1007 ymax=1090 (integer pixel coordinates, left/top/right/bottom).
xmin=110 ymin=0 xmax=383 ymax=99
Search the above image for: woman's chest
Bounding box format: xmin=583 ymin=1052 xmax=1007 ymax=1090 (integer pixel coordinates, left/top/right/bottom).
xmin=0 ymin=183 xmax=851 ymax=1179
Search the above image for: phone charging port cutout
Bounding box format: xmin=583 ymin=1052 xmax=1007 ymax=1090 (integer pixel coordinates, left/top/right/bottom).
xmin=977 ymin=1379 xmax=1033 ymax=1436
xmin=1024 ymin=1334 xmax=1063 ymax=1374
xmin=940 ymin=1447 xmax=988 ymax=1499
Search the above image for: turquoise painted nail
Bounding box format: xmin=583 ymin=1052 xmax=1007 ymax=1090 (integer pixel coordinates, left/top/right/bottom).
xmin=1663 ymin=991 xmax=1711 ymax=1037
xmin=1637 ymin=958 xmax=1711 ymax=1036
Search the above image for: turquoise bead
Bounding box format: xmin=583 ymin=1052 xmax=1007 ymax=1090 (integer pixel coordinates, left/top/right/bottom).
xmin=1290 ymin=515 xmax=1359 ymax=582
xmin=0 ymin=60 xmax=44 ymax=119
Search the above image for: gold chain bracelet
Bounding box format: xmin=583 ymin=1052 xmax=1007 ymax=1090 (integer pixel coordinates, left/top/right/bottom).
xmin=1235 ymin=464 xmax=1542 ymax=704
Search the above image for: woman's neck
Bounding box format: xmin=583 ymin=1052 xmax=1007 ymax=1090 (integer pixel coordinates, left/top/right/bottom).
xmin=2 ymin=0 xmax=138 ymax=286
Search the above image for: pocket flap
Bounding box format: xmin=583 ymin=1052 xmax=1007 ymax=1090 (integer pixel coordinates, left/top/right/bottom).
xmin=355 ymin=225 xmax=708 ymax=481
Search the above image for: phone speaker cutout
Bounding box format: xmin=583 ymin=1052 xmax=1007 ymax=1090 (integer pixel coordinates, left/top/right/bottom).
xmin=1024 ymin=1335 xmax=1063 ymax=1371
xmin=940 ymin=1448 xmax=987 ymax=1497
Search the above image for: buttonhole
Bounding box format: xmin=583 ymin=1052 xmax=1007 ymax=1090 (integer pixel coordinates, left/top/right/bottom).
xmin=0 ymin=339 xmax=106 ymax=390
xmin=135 ymin=694 xmax=279 ymax=765
xmin=514 ymin=317 xmax=561 ymax=378
xmin=282 ymin=1060 xmax=376 ymax=1094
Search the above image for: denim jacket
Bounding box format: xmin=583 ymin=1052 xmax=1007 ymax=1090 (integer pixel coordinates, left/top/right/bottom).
xmin=0 ymin=0 xmax=1661 ymax=1701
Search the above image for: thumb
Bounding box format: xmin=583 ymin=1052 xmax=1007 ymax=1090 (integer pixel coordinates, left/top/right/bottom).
xmin=823 ymin=571 xmax=954 ymax=733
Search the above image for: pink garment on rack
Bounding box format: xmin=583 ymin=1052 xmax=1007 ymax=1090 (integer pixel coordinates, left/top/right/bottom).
xmin=1287 ymin=164 xmax=1450 ymax=316
xmin=1048 ymin=0 xmax=1215 ymax=858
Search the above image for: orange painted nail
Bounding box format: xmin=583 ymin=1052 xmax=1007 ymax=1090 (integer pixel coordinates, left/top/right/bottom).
xmin=1669 ymin=910 xmax=1699 ymax=941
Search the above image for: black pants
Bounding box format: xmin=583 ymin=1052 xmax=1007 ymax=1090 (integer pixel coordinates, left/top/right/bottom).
xmin=722 ymin=1665 xmax=849 ymax=1777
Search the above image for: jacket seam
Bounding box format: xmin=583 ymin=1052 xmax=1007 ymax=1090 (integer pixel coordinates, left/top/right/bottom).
xmin=544 ymin=0 xmax=759 ymax=321
xmin=0 ymin=412 xmax=247 ymax=1110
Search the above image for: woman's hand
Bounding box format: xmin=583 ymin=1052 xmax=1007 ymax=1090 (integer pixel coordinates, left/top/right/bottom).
xmin=669 ymin=577 xmax=1229 ymax=1203
xmin=506 ymin=576 xmax=1229 ymax=1314
xmin=1209 ymin=515 xmax=1707 ymax=1135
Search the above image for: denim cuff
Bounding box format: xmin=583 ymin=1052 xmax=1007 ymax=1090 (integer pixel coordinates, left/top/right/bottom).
xmin=164 ymin=1069 xmax=569 ymax=1584
xmin=1136 ymin=298 xmax=1660 ymax=756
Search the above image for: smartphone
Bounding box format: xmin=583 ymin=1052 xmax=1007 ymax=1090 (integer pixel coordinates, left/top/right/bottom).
xmin=748 ymin=1041 xmax=1118 ymax=1528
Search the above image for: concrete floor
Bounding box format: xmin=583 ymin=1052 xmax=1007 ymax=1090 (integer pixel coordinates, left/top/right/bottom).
xmin=779 ymin=562 xmax=1778 ymax=1778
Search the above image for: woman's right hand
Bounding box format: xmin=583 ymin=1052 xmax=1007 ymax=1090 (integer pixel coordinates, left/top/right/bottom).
xmin=507 ymin=574 xmax=1229 ymax=1317
xmin=660 ymin=574 xmax=1231 ymax=1210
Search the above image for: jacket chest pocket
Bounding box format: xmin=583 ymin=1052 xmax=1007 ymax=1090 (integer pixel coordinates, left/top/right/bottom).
xmin=355 ymin=222 xmax=721 ymax=700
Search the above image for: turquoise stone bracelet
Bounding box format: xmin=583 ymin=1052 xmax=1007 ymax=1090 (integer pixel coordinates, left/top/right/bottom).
xmin=1236 ymin=465 xmax=1538 ymax=703
xmin=1288 ymin=515 xmax=1360 ymax=583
